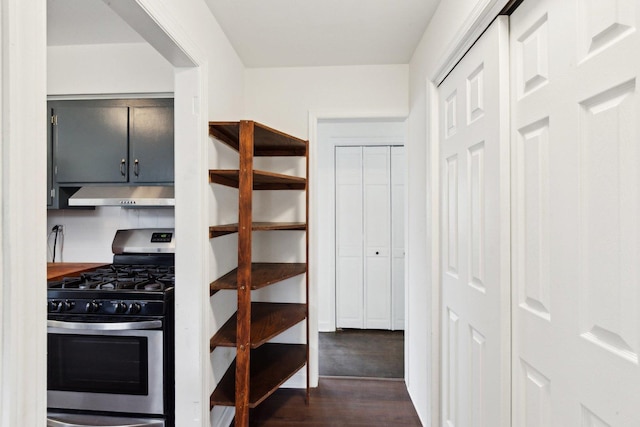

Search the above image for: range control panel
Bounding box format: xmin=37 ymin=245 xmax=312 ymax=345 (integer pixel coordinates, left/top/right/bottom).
xmin=112 ymin=228 xmax=175 ymax=254
xmin=151 ymin=232 xmax=173 ymax=243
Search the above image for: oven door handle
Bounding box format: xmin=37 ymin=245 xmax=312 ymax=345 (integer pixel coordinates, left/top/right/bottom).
xmin=47 ymin=417 xmax=164 ymax=427
xmin=47 ymin=319 xmax=162 ymax=330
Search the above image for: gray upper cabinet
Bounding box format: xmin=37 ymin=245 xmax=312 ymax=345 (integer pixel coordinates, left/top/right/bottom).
xmin=50 ymin=98 xmax=174 ymax=186
xmin=54 ymin=105 xmax=129 ymax=183
xmin=130 ymin=106 xmax=174 ymax=183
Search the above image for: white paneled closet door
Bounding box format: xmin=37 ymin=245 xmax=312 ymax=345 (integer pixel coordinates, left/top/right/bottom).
xmin=391 ymin=146 xmax=406 ymax=331
xmin=335 ymin=145 xmax=404 ymax=330
xmin=511 ymin=0 xmax=640 ymax=425
xmin=335 ymin=146 xmax=365 ymax=329
xmin=439 ymin=16 xmax=510 ymax=427
xmin=363 ymin=146 xmax=392 ymax=329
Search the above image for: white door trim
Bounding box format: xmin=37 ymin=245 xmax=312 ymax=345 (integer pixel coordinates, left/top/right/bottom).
xmin=425 ymin=79 xmax=442 ymax=427
xmin=308 ymin=110 xmax=407 ymax=386
xmin=431 ymin=0 xmax=511 ymax=85
xmin=0 ymin=1 xmax=48 ymax=425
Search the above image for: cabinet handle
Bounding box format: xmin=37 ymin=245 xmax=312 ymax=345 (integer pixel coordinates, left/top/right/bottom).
xmin=120 ymin=159 xmax=126 ymax=176
xmin=134 ymin=159 xmax=139 ymax=177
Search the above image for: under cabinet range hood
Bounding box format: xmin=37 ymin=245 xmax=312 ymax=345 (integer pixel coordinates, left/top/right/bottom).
xmin=68 ymin=185 xmax=175 ymax=207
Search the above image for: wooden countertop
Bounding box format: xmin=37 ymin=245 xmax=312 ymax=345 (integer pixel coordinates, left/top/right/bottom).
xmin=47 ymin=262 xmax=107 ymax=281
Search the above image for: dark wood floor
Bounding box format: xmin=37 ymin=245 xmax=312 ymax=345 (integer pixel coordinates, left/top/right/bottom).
xmin=238 ymin=377 xmax=422 ymax=426
xmin=319 ymin=329 xmax=404 ymax=378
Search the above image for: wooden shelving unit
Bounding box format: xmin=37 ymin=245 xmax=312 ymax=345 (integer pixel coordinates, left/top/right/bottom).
xmin=210 ymin=263 xmax=307 ymax=294
xmin=210 ymin=302 xmax=307 ymax=350
xmin=209 ymin=343 xmax=307 ymax=408
xmin=209 ymin=222 xmax=306 ymax=238
xmin=208 ymin=120 xmax=309 ymax=427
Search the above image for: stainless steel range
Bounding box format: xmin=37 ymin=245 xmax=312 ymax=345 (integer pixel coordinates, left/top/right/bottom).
xmin=47 ymin=229 xmax=175 ymax=427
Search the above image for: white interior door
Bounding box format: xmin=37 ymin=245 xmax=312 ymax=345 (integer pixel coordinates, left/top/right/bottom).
xmin=439 ymin=16 xmax=510 ymax=427
xmin=511 ymin=0 xmax=640 ymax=425
xmin=363 ymin=146 xmax=391 ymax=329
xmin=391 ymin=146 xmax=405 ymax=331
xmin=335 ymin=146 xmax=364 ymax=329
xmin=336 ymin=145 xmax=401 ymax=330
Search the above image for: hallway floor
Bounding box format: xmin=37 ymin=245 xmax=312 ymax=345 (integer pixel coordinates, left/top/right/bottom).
xmin=319 ymin=329 xmax=404 ymax=378
xmin=238 ymin=377 xmax=421 ymax=426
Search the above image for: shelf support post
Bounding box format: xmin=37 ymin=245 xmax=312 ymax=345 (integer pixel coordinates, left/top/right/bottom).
xmin=236 ymin=120 xmax=254 ymax=426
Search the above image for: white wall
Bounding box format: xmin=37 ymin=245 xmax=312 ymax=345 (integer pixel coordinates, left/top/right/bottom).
xmin=244 ymin=64 xmax=409 ymax=390
xmin=245 ymin=65 xmax=409 ymax=137
xmin=46 ymin=208 xmax=175 ymax=262
xmin=406 ymin=0 xmax=508 ymax=425
xmin=47 ymin=42 xmax=174 ymax=95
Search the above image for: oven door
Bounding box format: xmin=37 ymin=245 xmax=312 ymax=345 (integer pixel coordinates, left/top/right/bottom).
xmin=47 ymin=319 xmax=165 ymax=416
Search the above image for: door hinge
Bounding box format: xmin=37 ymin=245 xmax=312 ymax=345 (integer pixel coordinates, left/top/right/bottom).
xmin=50 ymin=188 xmax=55 ymax=198
xmin=54 ymin=165 xmax=57 ymax=175
xmin=51 ymin=114 xmax=58 ymax=125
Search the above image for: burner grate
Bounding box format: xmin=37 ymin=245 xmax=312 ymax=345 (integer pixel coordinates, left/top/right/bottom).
xmin=47 ymin=264 xmax=174 ymax=293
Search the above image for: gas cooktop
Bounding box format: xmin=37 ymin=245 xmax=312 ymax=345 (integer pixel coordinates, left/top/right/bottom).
xmin=48 ymin=265 xmax=175 ymax=292
xmin=47 ymin=228 xmax=175 ymax=317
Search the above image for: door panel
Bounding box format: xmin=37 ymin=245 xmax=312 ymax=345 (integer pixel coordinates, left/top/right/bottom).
xmin=129 ymin=106 xmax=174 ymax=183
xmin=439 ymin=16 xmax=510 ymax=427
xmin=363 ymin=147 xmax=391 ymax=329
xmin=335 ymin=147 xmax=364 ymax=329
xmin=511 ymin=0 xmax=640 ymax=425
xmin=391 ymin=146 xmax=405 ymax=330
xmin=54 ymin=106 xmax=128 ymax=183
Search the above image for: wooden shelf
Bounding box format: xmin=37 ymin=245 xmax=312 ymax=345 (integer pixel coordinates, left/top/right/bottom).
xmin=209 ymin=343 xmax=307 ymax=408
xmin=209 ymin=222 xmax=306 ymax=238
xmin=208 ymin=119 xmax=309 ymax=424
xmin=209 ymin=121 xmax=307 ymax=157
xmin=210 ymin=263 xmax=306 ymax=294
xmin=209 ymin=169 xmax=306 ymax=190
xmin=210 ymin=302 xmax=306 ymax=351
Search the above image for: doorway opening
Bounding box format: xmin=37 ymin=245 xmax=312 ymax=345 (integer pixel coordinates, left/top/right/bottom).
xmin=316 ymin=118 xmax=407 ymax=379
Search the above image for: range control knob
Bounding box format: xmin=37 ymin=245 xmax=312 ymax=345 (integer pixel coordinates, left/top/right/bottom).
xmin=63 ymin=300 xmax=75 ymax=312
xmin=48 ymin=300 xmax=61 ymax=312
xmin=86 ymin=300 xmax=100 ymax=313
xmin=114 ymin=302 xmax=128 ymax=314
xmin=129 ymin=302 xmax=142 ymax=315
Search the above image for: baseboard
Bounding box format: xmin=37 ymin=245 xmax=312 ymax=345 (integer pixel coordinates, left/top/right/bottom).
xmin=318 ymin=321 xmax=335 ymax=332
xmin=211 ymin=406 xmax=235 ymax=427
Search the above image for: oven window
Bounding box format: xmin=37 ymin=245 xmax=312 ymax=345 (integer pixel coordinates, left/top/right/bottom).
xmin=48 ymin=334 xmax=149 ymax=395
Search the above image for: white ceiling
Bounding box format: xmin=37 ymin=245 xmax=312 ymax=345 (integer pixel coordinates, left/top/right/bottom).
xmin=47 ymin=0 xmax=440 ymax=67
xmin=203 ymin=0 xmax=440 ymax=67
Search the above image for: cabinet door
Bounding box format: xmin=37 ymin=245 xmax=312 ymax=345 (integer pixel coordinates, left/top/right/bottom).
xmin=129 ymin=106 xmax=174 ymax=183
xmin=54 ymin=105 xmax=128 ymax=183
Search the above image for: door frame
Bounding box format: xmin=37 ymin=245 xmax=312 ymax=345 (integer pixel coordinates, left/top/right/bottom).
xmin=426 ymin=1 xmax=511 ymax=426
xmin=315 ymin=119 xmax=406 ymax=333
xmin=308 ymin=112 xmax=407 ymax=386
